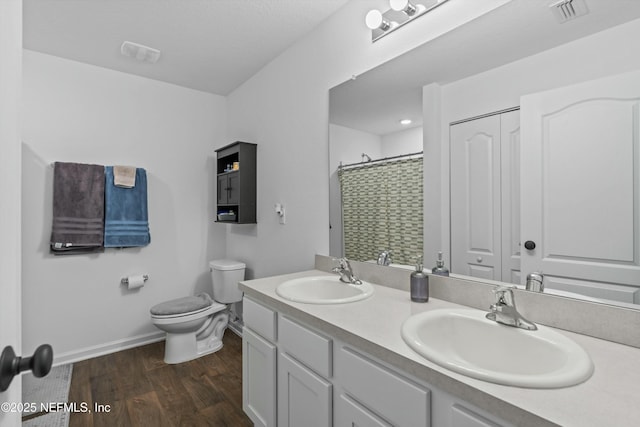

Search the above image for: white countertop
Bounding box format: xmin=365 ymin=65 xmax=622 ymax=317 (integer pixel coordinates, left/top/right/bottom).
xmin=239 ymin=269 xmax=640 ymax=427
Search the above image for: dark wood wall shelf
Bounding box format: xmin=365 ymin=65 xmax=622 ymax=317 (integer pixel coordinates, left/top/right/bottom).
xmin=215 ymin=141 xmax=257 ymax=224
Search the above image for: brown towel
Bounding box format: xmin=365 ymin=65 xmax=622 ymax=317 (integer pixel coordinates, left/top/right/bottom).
xmin=113 ymin=165 xmax=137 ymax=188
xmin=50 ymin=162 xmax=105 ymax=255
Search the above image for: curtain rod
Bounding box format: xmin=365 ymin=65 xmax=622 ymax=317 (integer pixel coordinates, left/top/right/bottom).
xmin=339 ymin=151 xmax=423 ymax=170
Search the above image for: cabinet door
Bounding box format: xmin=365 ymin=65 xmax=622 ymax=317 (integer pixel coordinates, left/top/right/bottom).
xmin=217 ymin=175 xmax=228 ymax=205
xmin=227 ymin=171 xmax=240 ymax=204
xmin=278 ymin=352 xmax=332 ymax=427
xmin=450 ymin=115 xmax=502 ymax=280
xmin=335 ymin=393 xmax=392 ymax=427
xmin=243 ymin=327 xmax=277 ymax=427
xmin=521 ymin=70 xmax=640 ymax=300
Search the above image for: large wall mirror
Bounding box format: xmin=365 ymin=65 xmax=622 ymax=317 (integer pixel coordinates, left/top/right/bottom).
xmin=329 ymin=0 xmax=640 ymax=309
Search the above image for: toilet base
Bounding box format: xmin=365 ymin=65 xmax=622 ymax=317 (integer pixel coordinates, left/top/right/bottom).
xmin=162 ymin=312 xmax=229 ymax=364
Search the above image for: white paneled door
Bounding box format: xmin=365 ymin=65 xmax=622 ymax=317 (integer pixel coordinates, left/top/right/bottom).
xmin=520 ymin=70 xmax=640 ymax=302
xmin=450 ymin=110 xmax=520 ymax=283
xmin=0 ymin=1 xmax=22 ymax=426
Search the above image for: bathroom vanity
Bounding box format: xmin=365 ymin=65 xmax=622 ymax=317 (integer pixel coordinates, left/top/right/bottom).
xmin=239 ymin=265 xmax=640 ymax=427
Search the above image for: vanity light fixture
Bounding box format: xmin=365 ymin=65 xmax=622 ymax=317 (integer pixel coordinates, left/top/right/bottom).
xmin=400 ymin=119 xmax=413 ymax=125
xmin=366 ymin=0 xmax=450 ymax=42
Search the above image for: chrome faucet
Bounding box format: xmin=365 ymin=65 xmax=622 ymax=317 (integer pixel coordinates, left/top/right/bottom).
xmin=332 ymin=258 xmax=362 ymax=285
xmin=526 ymin=272 xmax=545 ymax=293
xmin=377 ymin=250 xmax=392 ymax=266
xmin=486 ymin=286 xmax=537 ymax=331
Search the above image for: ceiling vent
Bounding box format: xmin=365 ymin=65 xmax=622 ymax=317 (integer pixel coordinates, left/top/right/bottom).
xmin=120 ymin=41 xmax=161 ymax=64
xmin=549 ymin=0 xmax=589 ymax=23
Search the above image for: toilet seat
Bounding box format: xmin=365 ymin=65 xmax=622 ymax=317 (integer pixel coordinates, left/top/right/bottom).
xmin=150 ymin=294 xmax=226 ymax=321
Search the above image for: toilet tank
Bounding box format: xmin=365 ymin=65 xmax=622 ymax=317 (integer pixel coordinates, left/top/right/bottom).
xmin=209 ymin=259 xmax=246 ymax=303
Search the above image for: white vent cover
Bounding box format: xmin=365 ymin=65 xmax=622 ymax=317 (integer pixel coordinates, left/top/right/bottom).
xmin=120 ymin=41 xmax=161 ymax=64
xmin=549 ymin=0 xmax=589 ymax=23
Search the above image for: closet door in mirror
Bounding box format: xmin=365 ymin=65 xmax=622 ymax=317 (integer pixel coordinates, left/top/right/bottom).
xmin=450 ymin=115 xmax=502 ymax=280
xmin=521 ymin=70 xmax=640 ymax=303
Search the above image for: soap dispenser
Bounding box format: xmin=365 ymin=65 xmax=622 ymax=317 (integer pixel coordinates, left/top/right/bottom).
xmin=431 ymin=251 xmax=450 ymax=276
xmin=410 ymin=255 xmax=429 ymax=302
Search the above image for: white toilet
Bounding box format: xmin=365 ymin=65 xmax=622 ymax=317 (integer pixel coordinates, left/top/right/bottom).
xmin=150 ymin=259 xmax=246 ymax=364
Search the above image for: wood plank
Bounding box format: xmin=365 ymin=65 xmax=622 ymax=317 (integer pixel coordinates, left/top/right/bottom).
xmin=126 ymin=391 xmax=172 ymax=427
xmin=68 ymin=332 xmax=251 ymax=426
xmin=68 ymin=360 xmax=94 ymax=427
xmin=93 ymin=399 xmax=131 ymax=427
xmin=200 ymin=400 xmax=252 ymax=427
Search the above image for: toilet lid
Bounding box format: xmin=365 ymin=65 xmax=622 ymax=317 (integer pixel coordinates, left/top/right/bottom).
xmin=150 ymin=293 xmax=213 ymax=316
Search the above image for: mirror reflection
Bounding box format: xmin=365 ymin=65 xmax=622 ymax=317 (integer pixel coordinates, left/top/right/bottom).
xmin=329 ymin=0 xmax=640 ymax=308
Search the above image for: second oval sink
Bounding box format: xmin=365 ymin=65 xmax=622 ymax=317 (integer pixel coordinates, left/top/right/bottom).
xmin=401 ymin=308 xmax=594 ymax=388
xmin=276 ymin=275 xmax=374 ymax=304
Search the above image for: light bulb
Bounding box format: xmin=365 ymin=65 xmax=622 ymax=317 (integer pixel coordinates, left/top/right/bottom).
xmin=390 ymin=0 xmax=417 ymax=15
xmin=390 ymin=0 xmax=409 ymax=11
xmin=365 ymin=10 xmax=390 ymax=31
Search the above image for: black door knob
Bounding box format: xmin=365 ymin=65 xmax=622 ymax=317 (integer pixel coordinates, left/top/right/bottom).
xmin=0 ymin=344 xmax=53 ymax=392
xmin=524 ymin=240 xmax=536 ymax=250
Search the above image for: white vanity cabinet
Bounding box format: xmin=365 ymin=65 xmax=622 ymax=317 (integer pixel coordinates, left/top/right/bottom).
xmin=335 ymin=346 xmax=431 ymax=427
xmin=278 ymin=351 xmax=332 ymax=427
xmin=242 ymin=296 xmax=510 ymax=427
xmin=277 ymin=315 xmax=333 ymax=427
xmin=242 ymin=297 xmax=277 ymax=427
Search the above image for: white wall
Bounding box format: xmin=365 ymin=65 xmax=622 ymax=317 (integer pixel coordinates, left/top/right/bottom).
xmin=435 ymin=17 xmax=640 ymax=265
xmin=329 ymin=124 xmax=382 ymax=165
xmin=328 ymin=124 xmax=381 ymax=257
xmin=381 ymin=126 xmax=422 ymax=158
xmin=226 ymin=0 xmax=510 ymax=279
xmin=22 ymin=51 xmax=227 ymax=362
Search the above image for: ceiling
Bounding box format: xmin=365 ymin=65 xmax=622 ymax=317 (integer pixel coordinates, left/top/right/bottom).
xmin=330 ymin=0 xmax=640 ymax=136
xmin=23 ymin=0 xmax=350 ymax=95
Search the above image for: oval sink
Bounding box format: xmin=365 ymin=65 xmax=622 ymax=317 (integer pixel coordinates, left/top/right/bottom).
xmin=401 ymin=309 xmax=594 ymax=388
xmin=276 ymin=275 xmax=374 ymax=304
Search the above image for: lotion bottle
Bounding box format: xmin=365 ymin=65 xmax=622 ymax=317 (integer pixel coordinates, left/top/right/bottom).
xmin=410 ymin=256 xmax=429 ymax=302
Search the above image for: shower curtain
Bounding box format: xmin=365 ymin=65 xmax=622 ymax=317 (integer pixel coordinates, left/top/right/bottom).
xmin=339 ymin=157 xmax=423 ymax=266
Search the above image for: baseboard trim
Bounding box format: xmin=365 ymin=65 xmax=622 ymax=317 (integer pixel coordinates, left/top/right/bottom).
xmin=52 ymin=331 xmax=165 ymax=366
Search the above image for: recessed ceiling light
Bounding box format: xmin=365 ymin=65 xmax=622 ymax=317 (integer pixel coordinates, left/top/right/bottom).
xmin=400 ymin=119 xmax=412 ymax=125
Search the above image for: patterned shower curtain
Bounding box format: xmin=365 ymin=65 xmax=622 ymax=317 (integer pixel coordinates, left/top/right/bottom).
xmin=338 ymin=157 xmax=423 ymax=266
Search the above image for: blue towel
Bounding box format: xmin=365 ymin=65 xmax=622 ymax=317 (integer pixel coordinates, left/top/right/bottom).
xmin=104 ymin=166 xmax=150 ymax=247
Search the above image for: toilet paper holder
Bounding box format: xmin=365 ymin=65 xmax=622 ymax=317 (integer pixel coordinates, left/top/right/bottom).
xmin=121 ymin=275 xmax=149 ymax=286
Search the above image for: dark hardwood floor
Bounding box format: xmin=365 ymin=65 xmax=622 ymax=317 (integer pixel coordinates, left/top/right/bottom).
xmin=68 ymin=332 xmax=252 ymax=427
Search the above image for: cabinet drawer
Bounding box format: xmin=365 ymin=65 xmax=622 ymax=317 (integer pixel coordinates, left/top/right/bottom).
xmin=243 ymin=297 xmax=277 ymax=342
xmin=278 ymin=315 xmax=332 ymax=378
xmin=451 ymin=404 xmax=504 ymax=427
xmin=335 ymin=394 xmax=392 ymax=427
xmin=336 ymin=346 xmax=431 ymax=427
